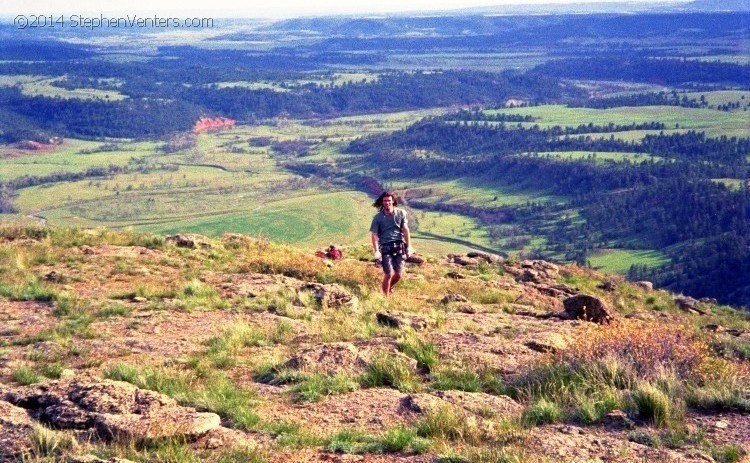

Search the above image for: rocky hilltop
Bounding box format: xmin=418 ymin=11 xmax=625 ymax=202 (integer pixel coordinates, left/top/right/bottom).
xmin=0 ymin=226 xmax=747 ymax=463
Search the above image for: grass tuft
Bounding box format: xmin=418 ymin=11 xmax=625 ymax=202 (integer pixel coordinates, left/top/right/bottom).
xmin=360 ymin=353 xmax=420 ymax=392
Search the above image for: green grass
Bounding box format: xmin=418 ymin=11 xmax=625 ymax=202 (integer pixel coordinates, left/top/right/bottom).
xmin=532 ymin=151 xmax=658 ymax=163
xmin=150 ymin=191 xmax=374 ymax=247
xmin=360 ymin=353 xmax=420 ymax=392
xmin=684 ymin=90 xmax=750 ymax=111
xmin=588 ymin=248 xmax=669 ymax=274
xmin=291 ymin=373 xmax=359 ymax=402
xmin=522 ymin=398 xmax=562 ymax=426
xmin=492 ymin=104 xmax=750 ymax=139
xmin=6 ymin=76 xmax=128 ymax=101
xmin=12 ymin=365 xmax=42 ymax=385
xmin=104 ymin=363 xmax=261 ymax=430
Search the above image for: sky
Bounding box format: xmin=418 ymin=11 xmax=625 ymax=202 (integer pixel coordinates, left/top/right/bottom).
xmin=1 ymin=0 xmax=684 ymax=19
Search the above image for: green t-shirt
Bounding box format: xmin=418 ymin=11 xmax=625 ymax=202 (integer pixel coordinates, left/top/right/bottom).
xmin=370 ymin=208 xmax=408 ymax=244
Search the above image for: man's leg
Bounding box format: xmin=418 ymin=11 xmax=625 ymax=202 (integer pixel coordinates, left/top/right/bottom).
xmin=382 ymin=272 xmax=392 ymax=295
xmin=381 ymin=255 xmax=394 ymax=296
xmin=389 ymin=272 xmax=401 ymax=293
xmin=388 ymin=255 xmax=404 ymax=294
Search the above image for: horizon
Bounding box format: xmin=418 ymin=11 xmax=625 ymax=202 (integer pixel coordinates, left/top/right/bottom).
xmin=0 ymin=0 xmax=692 ymax=20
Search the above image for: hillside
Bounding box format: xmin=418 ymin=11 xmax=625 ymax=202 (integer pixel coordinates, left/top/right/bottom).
xmin=0 ymin=224 xmax=748 ymax=463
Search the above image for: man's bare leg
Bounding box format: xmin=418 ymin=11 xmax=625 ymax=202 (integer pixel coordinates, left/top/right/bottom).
xmin=382 ymin=273 xmax=392 ymax=296
xmin=389 ymin=272 xmax=401 ymax=294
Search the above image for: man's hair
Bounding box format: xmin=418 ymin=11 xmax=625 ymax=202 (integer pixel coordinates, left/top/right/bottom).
xmin=373 ymin=191 xmax=398 ymax=209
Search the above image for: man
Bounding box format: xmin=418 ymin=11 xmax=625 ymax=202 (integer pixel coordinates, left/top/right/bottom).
xmin=370 ymin=191 xmax=413 ymax=296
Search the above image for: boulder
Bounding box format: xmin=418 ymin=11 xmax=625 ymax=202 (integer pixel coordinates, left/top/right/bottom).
xmin=562 ymin=294 xmax=612 ymax=323
xmin=601 ymin=410 xmax=635 ymax=430
xmin=284 ymin=343 xmax=367 ymax=376
xmin=634 ymin=281 xmax=654 ymax=291
xmin=531 ymin=283 xmax=578 ymax=298
xmin=441 ymin=293 xmax=469 ymax=304
xmin=298 ymin=283 xmax=358 ymax=310
xmin=376 ymin=312 xmax=428 ymax=330
xmin=453 ymin=255 xmax=479 ymax=266
xmin=466 ymin=251 xmax=501 ymax=264
xmin=674 ymin=295 xmax=706 ymax=315
xmin=406 ymin=254 xmax=425 ymax=265
xmin=524 ymin=333 xmax=570 ymax=353
xmin=165 ymin=234 xmax=211 ymax=249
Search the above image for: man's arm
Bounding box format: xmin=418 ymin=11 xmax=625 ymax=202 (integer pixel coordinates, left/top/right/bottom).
xmin=371 ymin=232 xmax=379 ymax=253
xmin=402 ymin=223 xmax=411 ymax=250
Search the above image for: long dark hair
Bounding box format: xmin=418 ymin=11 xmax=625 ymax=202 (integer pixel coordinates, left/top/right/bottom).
xmin=372 ymin=191 xmax=398 ymax=209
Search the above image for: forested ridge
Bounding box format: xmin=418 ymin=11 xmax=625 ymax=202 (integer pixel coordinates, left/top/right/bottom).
xmin=0 ymin=10 xmax=748 ymax=307
xmin=341 ymin=116 xmax=750 ymax=307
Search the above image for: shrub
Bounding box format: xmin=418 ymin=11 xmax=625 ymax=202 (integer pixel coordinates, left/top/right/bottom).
xmin=712 ymin=444 xmax=747 ymax=463
xmin=30 ymin=424 xmax=77 ymax=458
xmin=561 ymin=320 xmax=709 ymax=381
xmin=360 ymin=354 xmax=420 ymax=392
xmin=12 ymin=366 xmax=41 ymax=385
xmin=398 ymin=334 xmax=438 ymax=372
xmin=416 ymin=406 xmax=479 ymax=442
xmin=522 ymin=398 xmax=562 ymax=426
xmin=630 ymin=382 xmax=674 ymax=427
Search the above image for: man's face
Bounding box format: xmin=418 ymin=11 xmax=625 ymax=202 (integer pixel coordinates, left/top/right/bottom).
xmin=382 ymin=196 xmax=394 ymax=212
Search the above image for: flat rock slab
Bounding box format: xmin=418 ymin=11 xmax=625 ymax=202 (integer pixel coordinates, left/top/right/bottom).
xmin=410 ymin=390 xmax=522 ymax=419
xmin=285 ymin=342 xmax=368 ymax=376
xmin=257 ymin=388 xmax=418 ymax=435
xmin=433 ymin=332 xmax=538 ymax=378
xmin=96 ymin=408 xmax=221 ymax=442
xmin=0 ymin=399 xmax=35 ymax=459
xmin=285 ymin=338 xmax=417 ymax=377
xmin=3 ymin=379 xmax=220 ymax=444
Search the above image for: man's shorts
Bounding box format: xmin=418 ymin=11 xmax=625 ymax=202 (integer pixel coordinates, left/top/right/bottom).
xmin=382 ymin=252 xmax=404 ymax=275
xmin=380 ymin=241 xmax=405 ymax=275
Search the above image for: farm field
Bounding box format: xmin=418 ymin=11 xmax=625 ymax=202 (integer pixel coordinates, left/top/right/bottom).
xmin=588 ymin=248 xmax=670 ymax=274
xmin=0 ymin=139 xmax=158 ymax=181
xmin=0 ymin=74 xmax=128 ymax=100
xmin=493 ymin=104 xmax=750 ymax=138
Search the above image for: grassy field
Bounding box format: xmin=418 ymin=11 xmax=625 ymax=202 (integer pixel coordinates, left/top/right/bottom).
xmin=0 ymin=139 xmax=158 ymax=181
xmin=211 ymin=72 xmax=380 ymax=92
xmin=0 ymin=75 xmax=128 ymax=101
xmin=384 ymin=51 xmax=549 ymax=71
xmin=531 ymin=151 xmax=658 ymax=163
xmin=404 ymin=178 xmax=563 ymax=208
xmin=3 ymin=110 xmax=490 ymax=255
xmin=588 ymin=249 xmax=669 ymax=274
xmin=491 ymin=105 xmax=750 ymax=139
xmin=684 ymin=90 xmax=750 ymax=111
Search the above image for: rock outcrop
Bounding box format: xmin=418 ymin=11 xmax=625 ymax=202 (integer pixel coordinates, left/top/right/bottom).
xmin=2 ymin=379 xmax=221 ymax=444
xmin=562 ymin=294 xmax=613 ymax=323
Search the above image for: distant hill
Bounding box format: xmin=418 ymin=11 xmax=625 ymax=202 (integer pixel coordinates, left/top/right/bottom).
xmin=683 ymin=0 xmax=750 ymax=11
